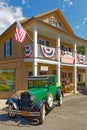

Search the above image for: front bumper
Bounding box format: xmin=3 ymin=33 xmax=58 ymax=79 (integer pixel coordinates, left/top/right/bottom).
xmin=2 ymin=107 xmax=40 ymax=117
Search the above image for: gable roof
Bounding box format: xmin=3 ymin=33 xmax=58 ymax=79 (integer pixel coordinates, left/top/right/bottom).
xmin=35 ymin=8 xmax=75 ymax=35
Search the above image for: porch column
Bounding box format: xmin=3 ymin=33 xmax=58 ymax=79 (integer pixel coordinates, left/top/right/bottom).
xmin=33 ymin=24 xmax=38 ymax=76
xmin=85 ymin=46 xmax=87 ymax=91
xmin=33 ymin=59 xmax=37 ymax=76
xmin=56 ymin=63 xmax=60 ymax=83
xmin=73 ymin=41 xmax=77 ymax=93
xmin=56 ymin=33 xmax=60 ymax=62
xmin=33 ymin=24 xmax=38 ymax=58
xmin=73 ymin=66 xmax=77 ymax=93
xmin=73 ymin=41 xmax=77 ymax=64
xmin=85 ymin=68 xmax=87 ymax=91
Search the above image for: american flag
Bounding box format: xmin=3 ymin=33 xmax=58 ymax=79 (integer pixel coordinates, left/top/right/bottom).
xmin=14 ymin=22 xmax=26 ymax=43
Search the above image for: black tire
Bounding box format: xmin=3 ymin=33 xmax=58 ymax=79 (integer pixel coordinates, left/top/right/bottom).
xmin=39 ymin=104 xmax=45 ymax=124
xmin=8 ymin=104 xmax=16 ymax=119
xmin=46 ymin=92 xmax=53 ymax=110
xmin=58 ymin=94 xmax=62 ymax=106
xmin=56 ymin=91 xmax=63 ymax=106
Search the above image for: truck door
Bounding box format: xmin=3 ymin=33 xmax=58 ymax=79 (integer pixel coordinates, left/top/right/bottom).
xmin=48 ymin=77 xmax=56 ymax=99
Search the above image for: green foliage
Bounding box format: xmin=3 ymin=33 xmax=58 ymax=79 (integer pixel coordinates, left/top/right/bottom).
xmin=77 ymin=46 xmax=85 ymax=55
xmin=0 ymin=84 xmax=11 ymax=91
xmin=77 ymin=82 xmax=85 ymax=86
xmin=67 ymin=87 xmax=73 ymax=92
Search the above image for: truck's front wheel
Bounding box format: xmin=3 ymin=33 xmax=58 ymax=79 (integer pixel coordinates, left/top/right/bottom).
xmin=39 ymin=104 xmax=45 ymax=124
xmin=8 ymin=104 xmax=16 ymax=119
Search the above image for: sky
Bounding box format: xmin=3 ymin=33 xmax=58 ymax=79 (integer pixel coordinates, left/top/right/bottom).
xmin=0 ymin=0 xmax=87 ymax=40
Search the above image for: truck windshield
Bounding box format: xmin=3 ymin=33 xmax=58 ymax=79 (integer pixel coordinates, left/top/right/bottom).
xmin=28 ymin=79 xmax=48 ymax=88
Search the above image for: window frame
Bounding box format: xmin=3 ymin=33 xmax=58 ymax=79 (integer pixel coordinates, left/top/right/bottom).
xmin=4 ymin=38 xmax=12 ymax=57
xmin=38 ymin=39 xmax=49 ymax=46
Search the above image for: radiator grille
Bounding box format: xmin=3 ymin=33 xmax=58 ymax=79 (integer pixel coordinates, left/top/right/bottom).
xmin=20 ymin=92 xmax=32 ymax=111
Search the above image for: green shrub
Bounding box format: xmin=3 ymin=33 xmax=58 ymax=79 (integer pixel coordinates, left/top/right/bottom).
xmin=0 ymin=84 xmax=11 ymax=91
xmin=77 ymin=82 xmax=85 ymax=86
xmin=67 ymin=87 xmax=73 ymax=92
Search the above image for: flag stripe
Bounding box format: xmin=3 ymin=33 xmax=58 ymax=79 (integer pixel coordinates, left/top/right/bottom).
xmin=14 ymin=22 xmax=26 ymax=43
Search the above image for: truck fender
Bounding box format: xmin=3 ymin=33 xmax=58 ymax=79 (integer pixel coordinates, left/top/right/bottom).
xmin=6 ymin=98 xmax=20 ymax=109
xmin=35 ymin=100 xmax=46 ymax=110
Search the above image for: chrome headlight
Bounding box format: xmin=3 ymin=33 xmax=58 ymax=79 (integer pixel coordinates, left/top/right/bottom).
xmin=30 ymin=95 xmax=35 ymax=102
xmin=14 ymin=94 xmax=20 ymax=99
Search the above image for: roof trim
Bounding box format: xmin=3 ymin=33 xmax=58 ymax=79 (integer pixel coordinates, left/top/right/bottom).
xmin=23 ymin=17 xmax=87 ymax=43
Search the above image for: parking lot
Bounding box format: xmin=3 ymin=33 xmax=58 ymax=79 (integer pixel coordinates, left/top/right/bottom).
xmin=0 ymin=92 xmax=87 ymax=130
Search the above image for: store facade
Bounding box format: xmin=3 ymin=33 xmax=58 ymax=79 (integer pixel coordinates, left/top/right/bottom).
xmin=0 ymin=9 xmax=87 ymax=98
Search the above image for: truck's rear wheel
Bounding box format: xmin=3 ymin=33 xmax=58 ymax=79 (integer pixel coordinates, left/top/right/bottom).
xmin=46 ymin=92 xmax=53 ymax=110
xmin=39 ymin=104 xmax=45 ymax=124
xmin=58 ymin=94 xmax=62 ymax=106
xmin=57 ymin=92 xmax=63 ymax=106
xmin=8 ymin=104 xmax=16 ymax=119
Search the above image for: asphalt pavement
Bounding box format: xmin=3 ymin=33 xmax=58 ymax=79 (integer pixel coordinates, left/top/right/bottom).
xmin=0 ymin=91 xmax=87 ymax=130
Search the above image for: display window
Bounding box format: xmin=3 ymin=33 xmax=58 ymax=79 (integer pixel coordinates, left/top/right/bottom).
xmin=68 ymin=72 xmax=72 ymax=83
xmin=40 ymin=71 xmax=47 ymax=75
xmin=62 ymin=71 xmax=72 ymax=85
xmin=52 ymin=70 xmax=56 ymax=75
xmin=62 ymin=72 xmax=67 ymax=85
xmin=0 ymin=70 xmax=16 ymax=92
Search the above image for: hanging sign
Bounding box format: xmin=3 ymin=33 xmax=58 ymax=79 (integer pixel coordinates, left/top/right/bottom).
xmin=61 ymin=50 xmax=73 ymax=57
xmin=61 ymin=50 xmax=75 ymax=64
xmin=41 ymin=66 xmax=48 ymax=71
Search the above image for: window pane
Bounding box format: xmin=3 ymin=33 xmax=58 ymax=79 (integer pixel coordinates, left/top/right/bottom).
xmin=46 ymin=41 xmax=49 ymax=46
xmin=4 ymin=38 xmax=12 ymax=57
xmin=39 ymin=39 xmax=45 ymax=45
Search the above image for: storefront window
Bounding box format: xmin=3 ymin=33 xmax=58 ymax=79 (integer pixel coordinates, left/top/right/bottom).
xmin=0 ymin=70 xmax=16 ymax=92
xmin=62 ymin=72 xmax=67 ymax=85
xmin=29 ymin=71 xmax=33 ymax=76
xmin=68 ymin=72 xmax=72 ymax=83
xmin=52 ymin=70 xmax=56 ymax=75
xmin=40 ymin=71 xmax=47 ymax=75
xmin=62 ymin=71 xmax=72 ymax=85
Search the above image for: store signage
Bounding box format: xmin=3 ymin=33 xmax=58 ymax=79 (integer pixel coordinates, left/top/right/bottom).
xmin=41 ymin=66 xmax=48 ymax=71
xmin=61 ymin=56 xmax=75 ymax=64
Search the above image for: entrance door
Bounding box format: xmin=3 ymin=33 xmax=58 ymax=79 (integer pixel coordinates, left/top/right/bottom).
xmin=62 ymin=72 xmax=67 ymax=85
xmin=68 ymin=72 xmax=72 ymax=83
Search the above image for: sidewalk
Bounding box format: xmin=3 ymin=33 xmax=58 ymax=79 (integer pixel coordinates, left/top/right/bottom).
xmin=0 ymin=99 xmax=6 ymax=109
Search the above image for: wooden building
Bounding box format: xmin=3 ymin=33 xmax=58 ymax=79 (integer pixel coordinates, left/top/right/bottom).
xmin=0 ymin=8 xmax=87 ymax=98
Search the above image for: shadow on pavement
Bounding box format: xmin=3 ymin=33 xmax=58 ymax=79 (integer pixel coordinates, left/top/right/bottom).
xmin=79 ymin=91 xmax=87 ymax=96
xmin=0 ymin=112 xmax=41 ymax=127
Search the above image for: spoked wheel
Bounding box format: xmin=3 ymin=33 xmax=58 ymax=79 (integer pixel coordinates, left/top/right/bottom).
xmin=8 ymin=104 xmax=16 ymax=119
xmin=58 ymin=94 xmax=63 ymax=106
xmin=46 ymin=93 xmax=53 ymax=110
xmin=39 ymin=104 xmax=45 ymax=124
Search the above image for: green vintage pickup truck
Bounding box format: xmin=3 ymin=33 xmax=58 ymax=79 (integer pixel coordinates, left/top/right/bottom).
xmin=3 ymin=75 xmax=63 ymax=124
